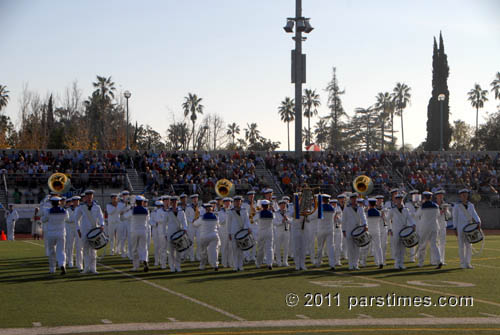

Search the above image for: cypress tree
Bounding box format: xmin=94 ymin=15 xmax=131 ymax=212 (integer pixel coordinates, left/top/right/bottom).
xmin=425 ymin=32 xmax=451 ymax=150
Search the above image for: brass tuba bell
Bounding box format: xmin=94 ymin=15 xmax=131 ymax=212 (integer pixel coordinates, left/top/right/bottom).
xmin=353 ymin=175 xmax=373 ymax=196
xmin=48 ymin=172 xmax=71 ymax=194
xmin=215 ymin=179 xmax=235 ymax=198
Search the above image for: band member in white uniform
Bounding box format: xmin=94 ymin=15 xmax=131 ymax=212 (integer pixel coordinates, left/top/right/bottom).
xmin=336 ymin=194 xmax=348 ymax=262
xmin=194 ymin=203 xmax=220 ymax=271
xmin=405 ymin=190 xmax=420 ymax=262
xmin=74 ymin=190 xmax=105 ymax=274
xmin=105 ymin=194 xmax=120 ymax=256
xmin=122 ymin=195 xmax=150 ymax=272
xmin=64 ymin=197 xmax=79 ymax=268
xmin=273 ymin=199 xmax=290 ymax=267
xmin=72 ymin=196 xmax=84 ymax=271
xmin=331 ymin=198 xmax=342 ymax=266
xmin=292 ymin=193 xmax=312 ymax=271
xmin=342 ymin=193 xmax=367 ymax=270
xmin=164 ymin=196 xmax=188 ymax=272
xmin=185 ymin=194 xmax=203 ymax=261
xmin=242 ymin=190 xmax=257 ymax=262
xmin=43 ymin=196 xmax=69 ymax=275
xmin=384 ymin=188 xmax=399 ymax=260
xmin=117 ymin=190 xmax=131 ymax=258
xmin=255 ymin=200 xmax=274 ymax=270
xmin=5 ymin=204 xmax=19 ymax=241
xmin=218 ymin=197 xmax=233 ymax=268
xmin=363 ymin=198 xmax=384 ymax=269
xmin=433 ymin=190 xmax=450 ymax=265
xmin=388 ymin=193 xmax=416 ymax=270
xmin=40 ymin=193 xmax=55 ymax=255
xmin=452 ymin=189 xmax=481 ymax=269
xmin=31 ymin=207 xmax=43 ymax=240
xmin=228 ymin=196 xmax=251 ymax=271
xmin=315 ymin=195 xmax=336 ymax=270
xmin=158 ymin=196 xmax=170 ymax=269
xmin=415 ymin=191 xmax=442 ymax=269
xmin=376 ymin=195 xmax=388 ymax=265
xmin=150 ymin=200 xmax=163 ymax=266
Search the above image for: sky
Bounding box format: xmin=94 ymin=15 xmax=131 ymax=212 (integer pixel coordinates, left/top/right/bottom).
xmin=1 ymin=0 xmax=499 ymax=150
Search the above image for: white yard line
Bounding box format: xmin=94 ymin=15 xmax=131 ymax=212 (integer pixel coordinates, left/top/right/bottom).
xmin=100 ymin=320 xmax=112 ymax=324
xmin=167 ymin=318 xmax=178 ymax=322
xmin=1 ymin=317 xmax=500 ymax=335
xmin=357 ymin=314 xmax=373 ymax=319
xmin=31 ymin=323 xmax=41 ymax=327
xmin=419 ymin=313 xmax=435 ymax=318
xmin=296 ymin=314 xmax=310 ymax=319
xmin=480 ymin=312 xmax=500 ymax=317
xmin=23 ymin=241 xmax=44 ymax=247
xmin=99 ymin=263 xmax=245 ymax=321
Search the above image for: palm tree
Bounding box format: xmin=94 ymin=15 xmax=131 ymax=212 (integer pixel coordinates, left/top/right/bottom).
xmin=0 ymin=85 xmax=9 ymax=112
xmin=302 ymin=88 xmax=321 ymax=145
xmin=226 ymin=122 xmax=240 ymax=145
xmin=392 ymin=83 xmax=411 ymax=152
xmin=278 ymin=97 xmax=295 ymax=151
xmin=92 ymin=76 xmax=116 ymax=102
xmin=468 ymin=83 xmax=489 ymax=148
xmin=314 ymin=119 xmax=329 ymax=149
xmin=244 ymin=123 xmax=260 ymax=146
xmin=182 ymin=93 xmax=204 ymax=150
xmin=373 ymin=92 xmax=393 ymax=151
xmin=491 ymin=72 xmax=500 ymax=101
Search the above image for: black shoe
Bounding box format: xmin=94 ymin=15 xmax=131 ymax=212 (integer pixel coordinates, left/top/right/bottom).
xmin=436 ymin=263 xmax=443 ymax=269
xmin=214 ymin=267 xmax=218 ymax=272
xmin=144 ymin=261 xmax=149 ymax=272
xmin=268 ymin=266 xmax=273 ymax=270
xmin=379 ymin=264 xmax=383 ymax=269
xmin=60 ymin=266 xmax=66 ymax=275
xmin=330 ymin=267 xmax=336 ymax=271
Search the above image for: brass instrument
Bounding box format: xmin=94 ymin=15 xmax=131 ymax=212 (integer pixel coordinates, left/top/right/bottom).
xmin=353 ymin=175 xmax=373 ymax=196
xmin=215 ymin=179 xmax=235 ymax=198
xmin=282 ymin=214 xmax=289 ymax=231
xmin=298 ymin=187 xmax=318 ymax=217
xmin=249 ymin=203 xmax=262 ymax=224
xmin=48 ymin=172 xmax=71 ymax=194
xmin=194 ymin=205 xmax=200 ymax=221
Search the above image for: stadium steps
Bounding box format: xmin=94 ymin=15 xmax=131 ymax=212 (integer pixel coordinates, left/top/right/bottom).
xmin=126 ymin=168 xmax=145 ymax=195
xmin=255 ymin=164 xmax=284 ymax=199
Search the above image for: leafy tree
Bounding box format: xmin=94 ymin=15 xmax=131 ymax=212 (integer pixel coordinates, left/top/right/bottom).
xmin=324 ymin=67 xmax=347 ymax=150
xmin=373 ymin=92 xmax=394 ymax=151
xmin=244 ymin=123 xmax=261 ymax=146
xmin=166 ymin=122 xmax=190 ymax=151
xmin=425 ymin=33 xmax=451 ymax=150
xmin=0 ymin=85 xmax=9 ymax=112
xmin=467 ymin=83 xmax=488 ymax=148
xmin=475 ymin=110 xmax=500 ymax=150
xmin=0 ymin=115 xmax=16 ymax=148
xmin=302 ymin=88 xmax=320 ymax=145
xmin=278 ymin=97 xmax=295 ymax=151
xmin=450 ymin=120 xmax=474 ymax=151
xmin=313 ymin=119 xmax=329 ymax=149
xmin=182 ymin=93 xmax=204 ymax=150
xmin=392 ymin=82 xmax=411 ymax=151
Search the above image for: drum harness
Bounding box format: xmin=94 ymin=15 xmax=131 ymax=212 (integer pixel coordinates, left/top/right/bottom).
xmin=458 ymin=202 xmax=485 ymax=256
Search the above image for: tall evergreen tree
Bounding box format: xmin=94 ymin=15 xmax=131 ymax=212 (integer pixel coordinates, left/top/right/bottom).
xmin=425 ymin=33 xmax=451 ymax=150
xmin=324 ymin=67 xmax=347 ymax=150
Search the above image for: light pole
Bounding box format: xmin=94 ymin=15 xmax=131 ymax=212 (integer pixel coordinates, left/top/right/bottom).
xmin=283 ymin=0 xmax=313 ymax=157
xmin=124 ymin=90 xmax=131 ymax=151
xmin=438 ymin=93 xmax=445 ymax=151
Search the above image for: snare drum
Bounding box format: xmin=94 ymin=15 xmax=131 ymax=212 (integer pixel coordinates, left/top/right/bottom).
xmin=170 ymin=230 xmax=192 ymax=252
xmin=463 ymin=223 xmax=483 ymax=244
xmin=86 ymin=227 xmax=109 ymax=250
xmin=234 ymin=228 xmax=255 ymax=251
xmin=351 ymin=226 xmax=371 ymax=247
xmin=399 ymin=226 xmax=419 ymax=248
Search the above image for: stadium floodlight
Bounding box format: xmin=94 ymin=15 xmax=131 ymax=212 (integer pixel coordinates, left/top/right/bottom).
xmin=438 ymin=94 xmax=445 ymax=151
xmin=304 ymin=19 xmax=314 ymax=33
xmin=283 ymin=20 xmax=294 ymax=33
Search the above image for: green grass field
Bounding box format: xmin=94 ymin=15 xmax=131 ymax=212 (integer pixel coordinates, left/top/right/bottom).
xmin=1 ymin=234 xmax=500 ymax=335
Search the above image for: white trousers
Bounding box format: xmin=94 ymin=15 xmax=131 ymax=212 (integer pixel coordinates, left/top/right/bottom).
xmin=160 ymin=226 xmax=169 ymax=269
xmin=432 ymin=224 xmax=447 ymax=264
xmin=65 ymin=224 xmax=76 ymax=267
xmin=305 ymin=222 xmax=316 ymax=257
xmin=219 ymin=228 xmax=233 ymax=268
xmin=393 ymin=233 xmax=406 ymax=268
xmin=6 ymin=221 xmax=15 ymax=240
xmin=256 ymin=231 xmax=273 ymax=267
xmin=360 ymin=226 xmax=382 ymax=266
xmin=274 ymin=229 xmax=290 ymax=266
xmin=232 ymin=239 xmax=244 ymax=271
xmin=457 ymin=229 xmax=472 ymax=267
xmin=83 ymin=241 xmax=98 ymax=272
xmin=199 ymin=234 xmax=220 ymax=269
xmin=47 ymin=235 xmax=66 ymax=272
xmin=381 ymin=226 xmax=388 ymax=264
xmin=293 ymin=229 xmax=307 ymax=269
xmin=417 ymin=227 xmax=441 ymax=266
xmin=316 ymin=230 xmax=335 ymax=267
xmin=107 ymin=222 xmax=120 ymax=254
xmin=75 ymin=235 xmax=84 ymax=270
xmin=117 ymin=221 xmax=128 ymax=256
xmin=333 ymin=228 xmax=343 ymax=265
xmin=151 ymin=225 xmax=160 ymax=265
xmin=130 ymin=231 xmax=148 ymax=268
xmin=167 ymin=236 xmax=182 ymax=272
xmin=187 ymin=224 xmax=197 ymax=261
xmin=346 ymin=235 xmax=360 ymax=269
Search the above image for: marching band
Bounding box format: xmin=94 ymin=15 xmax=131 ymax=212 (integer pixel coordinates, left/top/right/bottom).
xmin=23 ymin=182 xmax=485 ymax=276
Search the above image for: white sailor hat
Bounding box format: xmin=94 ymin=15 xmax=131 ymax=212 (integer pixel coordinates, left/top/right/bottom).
xmin=80 ymin=193 xmax=86 ymax=197
xmin=161 ymin=195 xmax=171 ymax=200
xmin=223 ymin=197 xmax=232 ymax=202
xmin=135 ymin=195 xmax=146 ymax=201
xmin=263 ymin=188 xmax=273 ymax=194
xmin=458 ymin=188 xmax=470 ymax=194
xmin=209 ymin=200 xmax=217 ymax=205
xmin=337 ymin=194 xmax=346 ymax=199
xmin=390 ymin=188 xmax=399 ymax=194
xmin=357 ymin=198 xmax=365 ymax=203
xmin=215 ymin=196 xmax=222 ymax=201
xmin=110 ymin=193 xmax=119 ymax=198
xmin=49 ymin=191 xmax=58 ymax=196
xmin=72 ymin=196 xmax=81 ymax=201
xmin=435 ymin=189 xmax=445 ymax=195
xmin=395 ymin=193 xmax=404 ymax=198
xmin=170 ymin=196 xmax=179 ymax=201
xmin=330 ymin=199 xmax=338 ymax=203
xmin=189 ymin=194 xmax=199 ymax=198
xmin=350 ymin=192 xmax=359 ymax=198
xmin=260 ymin=199 xmax=271 ymax=206
xmin=120 ymin=190 xmax=130 ymax=196
xmin=282 ymin=196 xmax=290 ymax=201
xmin=322 ymin=194 xmax=331 ymax=199
xmin=84 ymin=189 xmax=95 ymax=195
xmin=155 ymin=200 xmax=163 ymax=206
xmin=422 ymin=191 xmax=433 ymax=196
xmin=272 ymin=195 xmax=277 ymax=199
xmin=202 ymin=203 xmax=213 ymax=208
xmin=409 ymin=190 xmax=419 ymax=194
xmin=50 ymin=196 xmax=62 ymax=201
xmin=179 ymin=193 xmax=187 ymax=198
xmin=233 ymin=195 xmax=243 ymax=201
xmin=368 ymin=198 xmax=376 ymax=202
xmin=375 ymin=195 xmax=384 ymax=199
xmin=247 ymin=190 xmax=256 ymax=195
xmin=278 ymin=199 xmax=287 ymax=205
